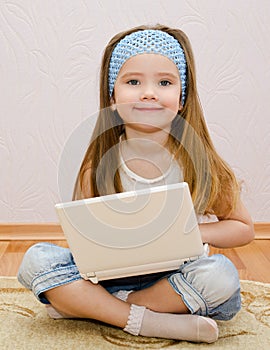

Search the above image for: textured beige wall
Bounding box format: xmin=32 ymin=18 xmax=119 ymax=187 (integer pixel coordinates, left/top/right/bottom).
xmin=0 ymin=0 xmax=269 ymax=222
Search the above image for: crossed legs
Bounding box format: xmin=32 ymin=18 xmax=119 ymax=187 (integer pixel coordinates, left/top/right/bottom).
xmin=44 ymin=278 xmax=218 ymax=343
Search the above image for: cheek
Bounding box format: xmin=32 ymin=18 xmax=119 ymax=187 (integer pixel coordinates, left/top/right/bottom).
xmin=115 ymin=103 xmax=132 ymax=122
xmin=159 ymin=87 xmax=181 ymax=110
xmin=161 ymin=96 xmax=180 ymax=113
xmin=114 ymin=87 xmax=136 ymax=105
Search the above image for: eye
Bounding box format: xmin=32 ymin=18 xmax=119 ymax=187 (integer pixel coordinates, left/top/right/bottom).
xmin=159 ymin=80 xmax=171 ymax=86
xmin=128 ymin=79 xmax=140 ymax=85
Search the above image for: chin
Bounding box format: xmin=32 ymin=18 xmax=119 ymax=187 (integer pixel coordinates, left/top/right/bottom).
xmin=127 ymin=122 xmax=170 ymax=134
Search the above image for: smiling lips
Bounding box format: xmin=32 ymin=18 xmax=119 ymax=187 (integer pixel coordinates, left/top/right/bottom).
xmin=133 ymin=104 xmax=163 ymax=112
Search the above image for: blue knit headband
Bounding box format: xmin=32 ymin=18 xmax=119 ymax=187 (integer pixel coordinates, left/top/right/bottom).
xmin=108 ymin=29 xmax=187 ymax=105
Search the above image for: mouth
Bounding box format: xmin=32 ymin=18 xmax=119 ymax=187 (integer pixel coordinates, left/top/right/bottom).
xmin=133 ymin=104 xmax=163 ymax=112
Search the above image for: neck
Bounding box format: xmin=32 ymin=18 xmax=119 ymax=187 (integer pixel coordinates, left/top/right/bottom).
xmin=123 ymin=126 xmax=170 ymax=152
xmin=120 ymin=128 xmax=173 ymax=177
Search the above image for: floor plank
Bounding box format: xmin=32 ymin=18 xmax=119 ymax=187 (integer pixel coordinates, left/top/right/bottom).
xmin=0 ymin=239 xmax=270 ymax=283
xmin=210 ymin=240 xmax=270 ymax=283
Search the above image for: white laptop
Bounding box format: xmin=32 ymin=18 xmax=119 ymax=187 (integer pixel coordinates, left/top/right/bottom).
xmin=55 ymin=182 xmax=204 ymax=284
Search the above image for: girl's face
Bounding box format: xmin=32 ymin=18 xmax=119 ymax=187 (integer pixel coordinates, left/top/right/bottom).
xmin=112 ymin=53 xmax=182 ymax=135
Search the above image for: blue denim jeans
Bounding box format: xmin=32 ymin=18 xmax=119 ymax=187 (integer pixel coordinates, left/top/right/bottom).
xmin=17 ymin=242 xmax=241 ymax=321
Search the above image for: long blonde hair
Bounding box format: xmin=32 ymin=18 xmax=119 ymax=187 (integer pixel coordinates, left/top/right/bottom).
xmin=73 ymin=24 xmax=240 ymax=218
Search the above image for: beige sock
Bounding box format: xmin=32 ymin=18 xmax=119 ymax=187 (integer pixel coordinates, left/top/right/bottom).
xmin=124 ymin=304 xmax=218 ymax=343
xmin=112 ymin=290 xmax=133 ymax=302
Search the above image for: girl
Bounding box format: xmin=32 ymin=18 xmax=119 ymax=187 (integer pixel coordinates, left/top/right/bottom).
xmin=18 ymin=24 xmax=254 ymax=344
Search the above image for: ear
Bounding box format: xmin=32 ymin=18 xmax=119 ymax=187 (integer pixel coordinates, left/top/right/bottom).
xmin=110 ymin=97 xmax=116 ymax=111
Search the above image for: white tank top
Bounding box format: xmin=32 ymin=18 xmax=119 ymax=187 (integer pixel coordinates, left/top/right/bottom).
xmin=118 ymin=143 xmax=217 ymax=225
xmin=119 ymin=151 xmax=183 ymax=192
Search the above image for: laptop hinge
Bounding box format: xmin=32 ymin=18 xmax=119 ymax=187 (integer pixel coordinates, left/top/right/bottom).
xmin=81 ymin=272 xmax=99 ymax=284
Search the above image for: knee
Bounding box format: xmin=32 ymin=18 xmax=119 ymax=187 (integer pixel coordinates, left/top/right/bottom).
xmin=184 ymin=254 xmax=240 ymax=309
xmin=169 ymin=254 xmax=241 ymax=320
xmin=204 ymin=255 xmax=241 ymax=320
xmin=17 ymin=243 xmax=46 ymax=288
xmin=206 ymin=254 xmax=240 ymax=304
xmin=17 ymin=243 xmax=67 ymax=289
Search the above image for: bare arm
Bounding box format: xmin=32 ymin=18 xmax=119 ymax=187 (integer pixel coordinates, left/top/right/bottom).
xmin=199 ymin=199 xmax=255 ymax=248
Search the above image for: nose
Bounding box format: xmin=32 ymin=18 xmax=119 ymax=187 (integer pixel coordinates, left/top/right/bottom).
xmin=140 ymin=84 xmax=158 ymax=101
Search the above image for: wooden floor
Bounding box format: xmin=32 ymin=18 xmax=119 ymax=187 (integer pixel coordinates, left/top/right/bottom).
xmin=0 ymin=239 xmax=270 ymax=283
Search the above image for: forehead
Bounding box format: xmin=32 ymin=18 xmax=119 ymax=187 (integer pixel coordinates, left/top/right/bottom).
xmin=117 ymin=53 xmax=180 ymax=76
